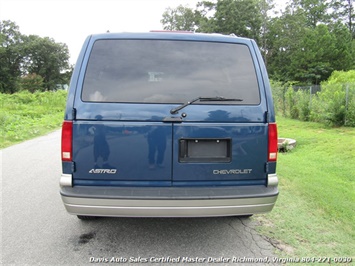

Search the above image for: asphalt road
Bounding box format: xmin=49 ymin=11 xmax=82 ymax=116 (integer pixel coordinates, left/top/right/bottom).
xmin=1 ymin=130 xmax=278 ymax=265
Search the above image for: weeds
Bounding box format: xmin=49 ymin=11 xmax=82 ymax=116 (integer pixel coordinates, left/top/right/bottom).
xmin=270 ymin=73 xmax=355 ymax=127
xmin=0 ymin=90 xmax=67 ymax=148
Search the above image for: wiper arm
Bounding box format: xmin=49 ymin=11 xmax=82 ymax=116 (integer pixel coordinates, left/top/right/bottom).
xmin=170 ymin=96 xmax=243 ymax=114
xmin=170 ymin=97 xmax=201 ymax=114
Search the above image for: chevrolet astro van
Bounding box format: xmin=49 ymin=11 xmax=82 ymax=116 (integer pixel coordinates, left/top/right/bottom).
xmin=60 ymin=32 xmax=279 ymax=220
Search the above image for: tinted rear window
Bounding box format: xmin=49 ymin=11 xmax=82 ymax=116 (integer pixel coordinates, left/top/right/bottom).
xmin=82 ymin=39 xmax=260 ymax=104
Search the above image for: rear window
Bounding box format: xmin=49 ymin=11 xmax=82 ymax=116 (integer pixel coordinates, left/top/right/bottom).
xmin=82 ymin=39 xmax=260 ymax=104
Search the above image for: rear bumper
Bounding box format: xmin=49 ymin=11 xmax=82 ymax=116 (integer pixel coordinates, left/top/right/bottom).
xmin=60 ymin=182 xmax=279 ymax=218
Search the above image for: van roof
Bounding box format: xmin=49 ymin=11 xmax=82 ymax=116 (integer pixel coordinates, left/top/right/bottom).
xmin=88 ymin=32 xmax=253 ymax=44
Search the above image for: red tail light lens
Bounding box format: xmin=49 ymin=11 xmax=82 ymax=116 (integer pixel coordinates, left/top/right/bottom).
xmin=268 ymin=123 xmax=278 ymax=162
xmin=61 ymin=121 xmax=73 ymax=161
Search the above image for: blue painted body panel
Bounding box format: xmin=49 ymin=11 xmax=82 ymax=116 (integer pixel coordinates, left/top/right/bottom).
xmin=251 ymin=39 xmax=276 ymax=122
xmin=64 ymin=32 xmax=276 ymax=187
xmin=71 ymin=120 xmax=268 ymax=186
xmin=172 ymin=123 xmax=267 ymax=182
xmin=72 ymin=121 xmax=172 ymax=184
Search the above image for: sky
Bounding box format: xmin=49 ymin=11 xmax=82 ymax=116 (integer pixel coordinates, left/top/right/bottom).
xmin=1 ymin=0 xmax=285 ymax=64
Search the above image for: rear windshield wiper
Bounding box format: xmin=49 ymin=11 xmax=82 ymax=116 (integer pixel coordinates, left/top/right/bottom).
xmin=170 ymin=96 xmax=243 ymax=114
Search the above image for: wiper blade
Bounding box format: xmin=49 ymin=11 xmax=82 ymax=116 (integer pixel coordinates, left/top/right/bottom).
xmin=170 ymin=96 xmax=243 ymax=114
xmin=199 ymin=96 xmax=243 ymax=102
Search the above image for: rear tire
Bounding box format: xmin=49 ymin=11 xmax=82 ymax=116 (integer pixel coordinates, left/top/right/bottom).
xmin=77 ymin=215 xmax=97 ymax=220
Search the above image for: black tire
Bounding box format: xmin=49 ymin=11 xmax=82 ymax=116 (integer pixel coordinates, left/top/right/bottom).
xmin=77 ymin=215 xmax=97 ymax=220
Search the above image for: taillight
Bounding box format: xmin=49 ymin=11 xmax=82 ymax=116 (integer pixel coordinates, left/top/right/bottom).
xmin=61 ymin=121 xmax=73 ymax=161
xmin=268 ymin=123 xmax=278 ymax=162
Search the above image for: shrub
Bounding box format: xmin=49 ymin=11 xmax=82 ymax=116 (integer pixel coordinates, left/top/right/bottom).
xmin=8 ymin=90 xmax=35 ymax=104
xmin=344 ymin=85 xmax=355 ymax=127
xmin=319 ymin=70 xmax=355 ymax=127
xmin=270 ymin=80 xmax=285 ymax=116
xmin=20 ymin=74 xmax=45 ymax=92
xmin=0 ymin=90 xmax=67 ymax=148
xmin=271 ymin=71 xmax=355 ymax=127
xmin=296 ymin=89 xmax=311 ymax=121
xmin=285 ymin=86 xmax=299 ymax=119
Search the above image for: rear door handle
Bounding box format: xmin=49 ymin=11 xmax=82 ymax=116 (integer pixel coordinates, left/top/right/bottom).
xmin=163 ymin=116 xmax=182 ymax=123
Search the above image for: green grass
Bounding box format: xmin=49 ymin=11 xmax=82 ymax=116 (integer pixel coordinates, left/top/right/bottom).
xmin=256 ymin=116 xmax=355 ymax=257
xmin=0 ymin=90 xmax=67 ymax=148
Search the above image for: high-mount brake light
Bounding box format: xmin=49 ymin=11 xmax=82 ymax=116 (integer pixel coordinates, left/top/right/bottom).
xmin=268 ymin=123 xmax=278 ymax=162
xmin=149 ymin=30 xmax=194 ymax=33
xmin=61 ymin=121 xmax=73 ymax=161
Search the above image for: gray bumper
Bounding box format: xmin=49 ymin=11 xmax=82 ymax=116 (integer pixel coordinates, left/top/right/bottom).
xmin=60 ymin=183 xmax=279 ymax=218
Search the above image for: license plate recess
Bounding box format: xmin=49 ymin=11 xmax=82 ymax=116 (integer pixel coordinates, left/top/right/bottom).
xmin=179 ymin=138 xmax=231 ymax=163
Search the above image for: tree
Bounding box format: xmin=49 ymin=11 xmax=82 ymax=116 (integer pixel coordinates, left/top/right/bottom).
xmin=259 ymin=0 xmax=275 ymax=66
xmin=328 ymin=22 xmax=355 ymax=70
xmin=330 ymin=0 xmax=355 ymax=38
xmin=161 ymin=5 xmax=197 ymax=31
xmin=0 ymin=20 xmax=24 ymax=93
xmin=0 ymin=20 xmax=71 ymax=93
xmin=20 ymin=73 xmax=44 ymax=92
xmin=210 ymin=0 xmax=263 ymax=41
xmin=293 ymin=25 xmax=337 ymax=84
xmin=160 ymin=0 xmax=355 ymax=85
xmin=266 ymin=6 xmax=308 ymax=82
xmin=23 ymin=35 xmax=70 ymax=90
xmin=195 ymin=1 xmax=217 ymax=32
xmin=161 ymin=0 xmax=264 ymax=41
xmin=299 ymin=0 xmax=331 ymax=28
xmin=268 ymin=13 xmax=354 ymax=84
xmin=266 ymin=0 xmax=354 ymax=84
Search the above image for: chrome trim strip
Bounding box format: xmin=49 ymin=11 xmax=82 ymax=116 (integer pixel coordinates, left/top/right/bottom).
xmin=59 ymin=174 xmax=72 ymax=187
xmin=267 ymin=173 xmax=278 ymax=187
xmin=61 ymin=195 xmax=278 ymax=217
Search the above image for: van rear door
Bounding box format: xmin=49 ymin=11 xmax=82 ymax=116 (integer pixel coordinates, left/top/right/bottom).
xmin=172 ymin=115 xmax=268 ymax=186
xmin=71 ymin=114 xmax=173 ymax=186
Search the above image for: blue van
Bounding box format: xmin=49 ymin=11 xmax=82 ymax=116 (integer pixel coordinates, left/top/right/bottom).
xmin=60 ymin=32 xmax=278 ymax=219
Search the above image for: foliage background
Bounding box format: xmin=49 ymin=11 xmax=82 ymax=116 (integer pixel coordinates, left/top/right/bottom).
xmin=161 ymin=0 xmax=355 ymax=85
xmin=0 ymin=90 xmax=67 ymax=148
xmin=0 ymin=20 xmax=72 ymax=94
xmin=271 ymin=70 xmax=355 ymax=127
